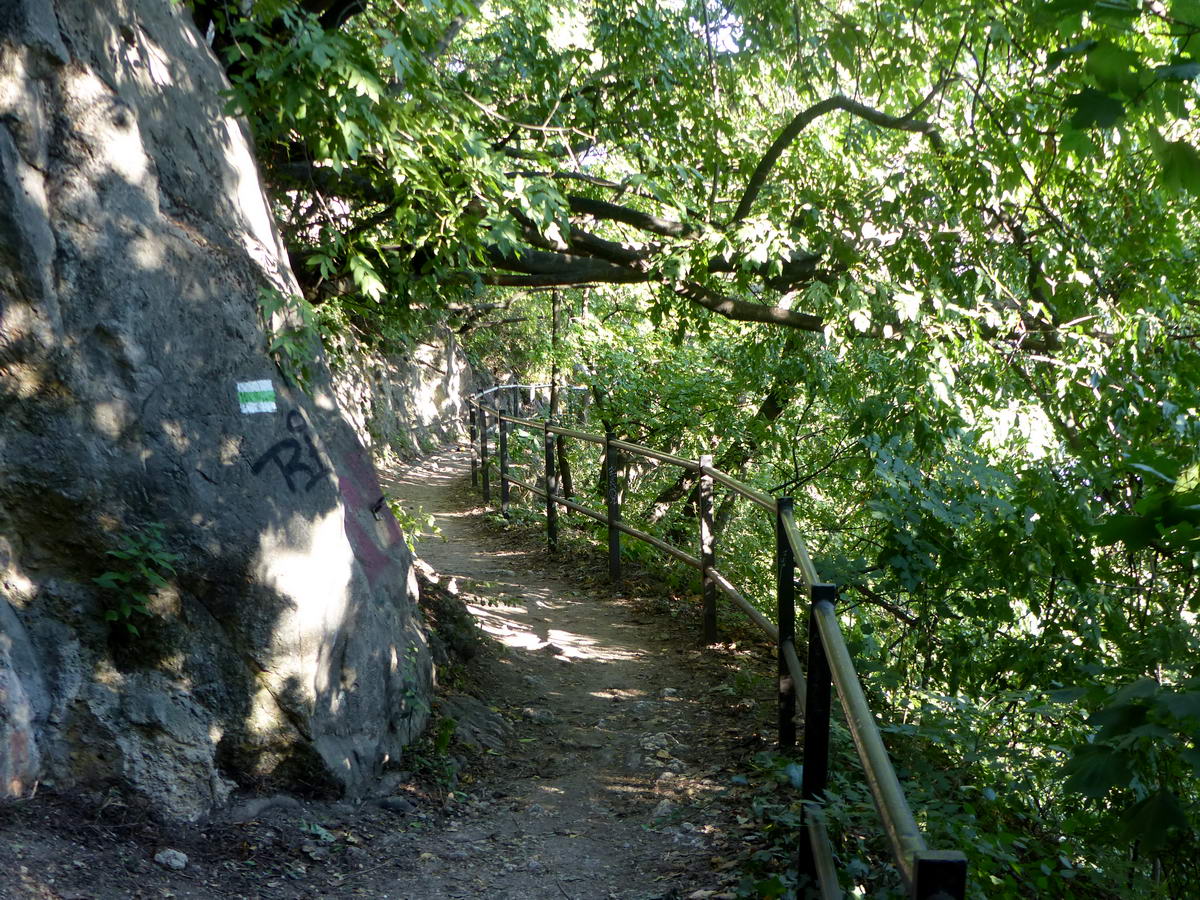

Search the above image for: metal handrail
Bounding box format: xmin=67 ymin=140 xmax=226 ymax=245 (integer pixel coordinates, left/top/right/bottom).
xmin=706 ymin=565 xmax=778 ymax=641
xmin=499 ymin=413 xmax=543 ymax=430
xmin=475 ymin=382 xmax=588 ymax=398
xmin=812 ymin=599 xmax=927 ymax=889
xmin=546 ymin=422 xmax=606 ymax=444
xmin=461 ymin=385 xmax=967 ymax=898
xmin=613 ymin=519 xmax=702 ymax=569
xmin=781 ymin=510 xmax=820 ymax=589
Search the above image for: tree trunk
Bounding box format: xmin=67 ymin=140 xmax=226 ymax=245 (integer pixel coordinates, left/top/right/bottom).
xmin=548 ymin=289 xmax=573 ymax=498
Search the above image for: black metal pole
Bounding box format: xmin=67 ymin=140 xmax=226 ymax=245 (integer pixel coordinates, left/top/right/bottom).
xmin=469 ymin=406 xmax=478 ymax=487
xmin=775 ymin=497 xmax=796 ymax=749
xmin=480 ymin=404 xmax=490 ymax=503
xmin=799 ymin=582 xmax=835 ymax=888
xmin=913 ymin=850 xmax=968 ymax=899
xmin=699 ymin=454 xmax=717 ymax=643
xmin=605 ymin=430 xmax=620 ymax=583
xmin=544 ymin=421 xmax=558 ymax=550
xmin=499 ymin=413 xmax=510 ymax=516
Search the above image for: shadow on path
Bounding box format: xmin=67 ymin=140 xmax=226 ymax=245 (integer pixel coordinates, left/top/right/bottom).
xmin=377 ymin=445 xmax=744 ymax=899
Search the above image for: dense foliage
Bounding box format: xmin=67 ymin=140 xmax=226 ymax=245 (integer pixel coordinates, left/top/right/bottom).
xmin=190 ymin=0 xmax=1200 ymax=895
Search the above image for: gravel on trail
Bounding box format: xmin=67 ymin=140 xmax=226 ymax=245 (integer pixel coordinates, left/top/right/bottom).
xmin=0 ymin=444 xmax=780 ymax=899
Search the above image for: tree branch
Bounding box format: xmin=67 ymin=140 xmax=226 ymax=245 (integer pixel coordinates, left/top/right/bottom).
xmin=482 ymin=247 xmax=648 ymax=285
xmin=671 ymin=280 xmax=824 ymax=332
xmin=732 ymin=93 xmax=944 ymax=223
xmin=567 ymin=196 xmax=696 ymax=238
xmin=845 ymin=583 xmax=918 ymax=626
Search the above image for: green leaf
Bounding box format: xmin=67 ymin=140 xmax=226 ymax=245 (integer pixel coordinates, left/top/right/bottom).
xmin=1047 ymin=686 xmax=1088 ymax=703
xmin=1084 ymin=42 xmax=1143 ymax=95
xmin=752 ymin=875 xmax=788 ymax=899
xmin=1157 ymin=139 xmax=1200 ymax=196
xmin=1158 ymin=690 xmax=1200 ymax=722
xmin=1110 ymin=677 xmax=1158 ymax=706
xmin=1128 ymin=460 xmax=1178 ymax=484
xmin=1061 ymin=744 xmax=1133 ymax=798
xmin=1171 ymin=0 xmax=1200 ymax=23
xmin=93 ymin=572 xmax=127 ymax=589
xmin=1046 ymin=39 xmax=1097 ymax=71
xmin=1119 ymin=791 xmax=1189 ymax=852
xmin=1181 ymin=748 xmax=1200 ymax=775
xmin=1154 ymin=62 xmax=1200 ymax=82
xmin=1089 ymin=702 xmax=1148 ymax=740
xmin=1093 ymin=514 xmax=1157 ymax=549
xmin=1066 ymin=88 xmax=1125 ymax=129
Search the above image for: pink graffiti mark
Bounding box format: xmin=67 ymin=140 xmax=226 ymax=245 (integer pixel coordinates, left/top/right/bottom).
xmin=337 ymin=447 xmax=403 ymax=587
xmin=5 ymin=727 xmax=31 ymax=798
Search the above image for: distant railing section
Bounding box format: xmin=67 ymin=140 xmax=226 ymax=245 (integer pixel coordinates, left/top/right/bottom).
xmin=465 ymin=387 xmax=968 ymax=899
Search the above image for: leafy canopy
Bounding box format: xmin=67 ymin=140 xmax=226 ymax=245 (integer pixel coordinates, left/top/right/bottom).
xmin=189 ymin=0 xmax=1200 ymax=894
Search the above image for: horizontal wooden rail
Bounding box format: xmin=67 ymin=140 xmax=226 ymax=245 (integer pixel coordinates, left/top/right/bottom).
xmin=557 ymin=495 xmax=608 ymax=526
xmin=506 ymin=474 xmax=546 ymax=499
xmin=614 ymin=520 xmax=701 ymax=569
xmin=781 ymin=509 xmax=820 ymax=590
xmin=700 ymin=463 xmax=775 ymax=512
xmin=805 ymin=814 xmax=843 ymax=900
xmin=609 ymin=438 xmax=701 ymax=472
xmin=499 ymin=413 xmax=544 ymax=430
xmin=464 ymin=385 xmax=967 ymax=899
xmin=547 ymin=422 xmax=606 ymax=444
xmin=706 ymin=566 xmax=777 ymax=640
xmin=475 ymin=383 xmax=587 ymax=398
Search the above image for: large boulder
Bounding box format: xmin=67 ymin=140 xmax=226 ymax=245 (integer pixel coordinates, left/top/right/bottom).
xmin=0 ymin=0 xmax=432 ymax=819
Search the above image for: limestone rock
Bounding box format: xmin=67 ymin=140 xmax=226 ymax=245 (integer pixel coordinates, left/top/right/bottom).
xmin=153 ymin=849 xmax=188 ymax=871
xmin=330 ymin=328 xmax=482 ymax=461
xmin=0 ymin=600 xmax=45 ymax=797
xmin=0 ymin=0 xmax=433 ymax=819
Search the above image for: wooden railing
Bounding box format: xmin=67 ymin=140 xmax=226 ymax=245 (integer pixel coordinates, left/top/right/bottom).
xmin=465 ymin=387 xmax=968 ymax=899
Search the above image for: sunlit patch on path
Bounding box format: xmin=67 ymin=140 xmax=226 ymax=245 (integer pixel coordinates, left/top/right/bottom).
xmin=377 ymin=443 xmax=751 ymax=899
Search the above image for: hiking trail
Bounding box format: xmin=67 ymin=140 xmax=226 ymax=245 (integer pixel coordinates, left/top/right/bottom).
xmin=0 ymin=444 xmax=768 ymax=899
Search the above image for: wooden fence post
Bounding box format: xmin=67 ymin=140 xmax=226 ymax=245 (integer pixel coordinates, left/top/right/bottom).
xmin=499 ymin=413 xmax=510 ymax=516
xmin=544 ymin=421 xmax=558 ymax=550
xmin=699 ymin=455 xmax=717 ymax=643
xmin=480 ymin=404 xmax=490 ymax=504
xmin=605 ymin=430 xmax=620 ymax=583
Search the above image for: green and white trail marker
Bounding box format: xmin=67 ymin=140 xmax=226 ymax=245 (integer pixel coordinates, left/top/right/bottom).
xmin=237 ymin=379 xmax=277 ymax=414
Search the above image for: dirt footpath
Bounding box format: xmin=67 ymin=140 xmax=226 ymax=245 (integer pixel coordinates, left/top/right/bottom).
xmin=0 ymin=444 xmax=776 ymax=899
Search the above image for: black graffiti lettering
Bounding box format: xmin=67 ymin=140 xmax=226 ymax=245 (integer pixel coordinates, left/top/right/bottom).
xmin=250 ymin=409 xmax=330 ymax=493
xmin=301 ymin=433 xmax=330 ymax=487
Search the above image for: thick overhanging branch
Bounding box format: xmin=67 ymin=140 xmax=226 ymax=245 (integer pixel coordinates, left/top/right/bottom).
xmin=567 ymin=196 xmax=696 ymax=238
xmin=733 ymin=94 xmax=944 ymax=223
xmin=672 ymin=281 xmax=825 ymax=332
xmin=480 ymin=244 xmax=825 ymax=332
xmin=272 ymin=159 xmax=381 ymax=199
xmin=483 ymin=247 xmax=648 ymax=285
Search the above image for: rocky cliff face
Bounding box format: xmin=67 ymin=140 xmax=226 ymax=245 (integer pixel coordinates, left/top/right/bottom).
xmin=331 ymin=328 xmax=482 ymax=462
xmin=0 ymin=0 xmax=432 ymax=819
